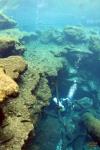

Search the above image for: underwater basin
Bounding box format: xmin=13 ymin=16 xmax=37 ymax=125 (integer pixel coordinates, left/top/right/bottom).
xmin=1 ymin=0 xmax=100 ymax=150
xmin=1 ymin=25 xmax=100 ymax=150
xmin=23 ymin=41 xmax=100 ymax=150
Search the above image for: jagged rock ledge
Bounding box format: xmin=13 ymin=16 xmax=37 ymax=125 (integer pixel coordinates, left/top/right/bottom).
xmin=0 ymin=12 xmax=16 ymax=30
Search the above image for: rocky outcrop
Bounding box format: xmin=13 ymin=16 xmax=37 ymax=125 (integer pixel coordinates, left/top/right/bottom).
xmin=0 ymin=56 xmax=27 ymax=149
xmin=89 ymin=35 xmax=100 ymax=53
xmin=0 ymin=12 xmax=16 ymax=30
xmin=1 ymin=25 xmax=100 ymax=150
xmin=0 ymin=68 xmax=19 ymax=102
xmin=0 ymin=56 xmax=27 ymax=80
xmin=0 ymin=36 xmax=25 ymax=57
xmin=0 ymin=36 xmax=15 ymax=56
xmin=0 ymin=66 xmax=52 ymax=150
xmin=82 ymin=112 xmax=100 ymax=144
xmin=63 ymin=26 xmax=88 ymax=44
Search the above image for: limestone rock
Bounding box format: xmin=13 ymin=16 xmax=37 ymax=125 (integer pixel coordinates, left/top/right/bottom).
xmin=0 ymin=56 xmax=27 ymax=80
xmin=20 ymin=32 xmax=39 ymax=43
xmin=0 ymin=12 xmax=16 ymax=30
xmin=0 ymin=67 xmax=51 ymax=150
xmin=39 ymin=29 xmax=63 ymax=45
xmin=63 ymin=26 xmax=87 ymax=44
xmin=0 ymin=36 xmax=25 ymax=57
xmin=89 ymin=35 xmax=100 ymax=53
xmin=0 ymin=36 xmax=15 ymax=56
xmin=0 ymin=68 xmax=19 ymax=102
xmin=35 ymin=77 xmax=51 ymax=102
xmin=82 ymin=112 xmax=100 ymax=144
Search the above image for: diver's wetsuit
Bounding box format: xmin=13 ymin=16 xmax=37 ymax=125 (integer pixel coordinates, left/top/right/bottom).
xmin=53 ymin=80 xmax=78 ymax=112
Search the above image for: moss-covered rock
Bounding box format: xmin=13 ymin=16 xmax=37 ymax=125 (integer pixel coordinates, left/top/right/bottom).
xmin=0 ymin=68 xmax=19 ymax=102
xmin=82 ymin=112 xmax=100 ymax=144
xmin=39 ymin=29 xmax=63 ymax=45
xmin=34 ymin=77 xmax=51 ymax=102
xmin=0 ymin=35 xmax=25 ymax=57
xmin=63 ymin=26 xmax=87 ymax=44
xmin=0 ymin=56 xmax=27 ymax=80
xmin=0 ymin=36 xmax=15 ymax=56
xmin=89 ymin=35 xmax=100 ymax=53
xmin=20 ymin=32 xmax=39 ymax=43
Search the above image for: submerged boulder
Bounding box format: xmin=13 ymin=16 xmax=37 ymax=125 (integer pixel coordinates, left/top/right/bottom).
xmin=0 ymin=36 xmax=25 ymax=57
xmin=0 ymin=68 xmax=19 ymax=102
xmin=0 ymin=12 xmax=16 ymax=30
xmin=0 ymin=36 xmax=15 ymax=56
xmin=82 ymin=112 xmax=100 ymax=144
xmin=20 ymin=32 xmax=39 ymax=43
xmin=89 ymin=35 xmax=100 ymax=53
xmin=39 ymin=29 xmax=63 ymax=44
xmin=0 ymin=56 xmax=27 ymax=80
xmin=34 ymin=77 xmax=51 ymax=102
xmin=63 ymin=26 xmax=87 ymax=44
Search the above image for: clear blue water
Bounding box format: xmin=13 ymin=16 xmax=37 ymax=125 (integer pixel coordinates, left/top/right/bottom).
xmin=4 ymin=0 xmax=100 ymax=31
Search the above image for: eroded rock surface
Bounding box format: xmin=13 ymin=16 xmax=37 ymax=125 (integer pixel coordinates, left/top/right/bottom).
xmin=0 ymin=66 xmax=52 ymax=150
xmin=1 ymin=25 xmax=100 ymax=150
xmin=0 ymin=56 xmax=27 ymax=80
xmin=82 ymin=113 xmax=100 ymax=144
xmin=0 ymin=35 xmax=25 ymax=57
xmin=0 ymin=68 xmax=19 ymax=102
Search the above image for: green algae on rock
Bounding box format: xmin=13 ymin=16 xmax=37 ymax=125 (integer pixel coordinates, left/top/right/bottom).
xmin=0 ymin=35 xmax=25 ymax=57
xmin=89 ymin=35 xmax=100 ymax=53
xmin=0 ymin=68 xmax=19 ymax=102
xmin=63 ymin=26 xmax=88 ymax=44
xmin=0 ymin=65 xmax=52 ymax=150
xmin=0 ymin=56 xmax=27 ymax=80
xmin=82 ymin=112 xmax=100 ymax=144
xmin=1 ymin=25 xmax=100 ymax=150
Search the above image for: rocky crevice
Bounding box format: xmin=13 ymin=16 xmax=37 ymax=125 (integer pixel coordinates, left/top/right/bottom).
xmin=0 ymin=13 xmax=100 ymax=150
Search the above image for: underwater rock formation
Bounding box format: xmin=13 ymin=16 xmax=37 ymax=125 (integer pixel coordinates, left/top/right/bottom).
xmin=63 ymin=26 xmax=87 ymax=44
xmin=89 ymin=35 xmax=100 ymax=53
xmin=0 ymin=12 xmax=16 ymax=30
xmin=0 ymin=28 xmax=39 ymax=44
xmin=0 ymin=36 xmax=16 ymax=56
xmin=82 ymin=112 xmax=100 ymax=144
xmin=0 ymin=66 xmax=52 ymax=150
xmin=32 ymin=77 xmax=51 ymax=105
xmin=1 ymin=25 xmax=100 ymax=150
xmin=0 ymin=68 xmax=19 ymax=102
xmin=20 ymin=32 xmax=39 ymax=44
xmin=0 ymin=35 xmax=25 ymax=57
xmin=0 ymin=56 xmax=27 ymax=80
xmin=39 ymin=29 xmax=64 ymax=45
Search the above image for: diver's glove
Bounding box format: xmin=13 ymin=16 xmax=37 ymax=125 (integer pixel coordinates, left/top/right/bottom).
xmin=53 ymin=97 xmax=65 ymax=111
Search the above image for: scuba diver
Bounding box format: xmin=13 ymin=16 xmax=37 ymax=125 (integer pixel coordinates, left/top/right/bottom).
xmin=52 ymin=79 xmax=78 ymax=150
xmin=52 ymin=54 xmax=82 ymax=113
xmin=52 ymin=54 xmax=82 ymax=150
xmin=53 ymin=79 xmax=78 ymax=112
